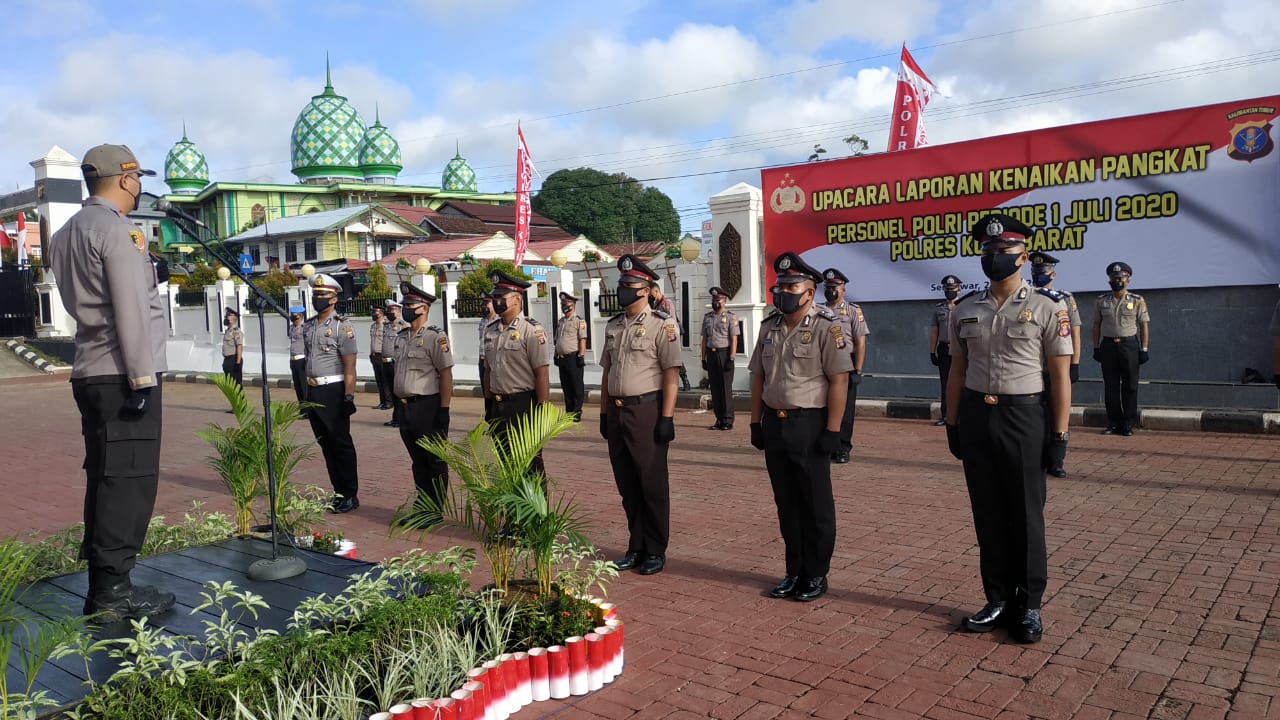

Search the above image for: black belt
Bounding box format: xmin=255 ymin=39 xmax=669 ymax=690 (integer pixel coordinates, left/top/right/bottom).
xmin=708 ymin=347 xmax=728 ymax=352
xmin=963 ymin=388 xmax=1042 ymax=406
xmin=1103 ymin=335 xmax=1137 ymax=343
xmin=399 ymin=393 xmax=440 ymax=405
xmin=493 ymin=389 xmax=534 ymax=403
xmin=937 ymin=341 xmax=949 ymax=348
xmin=764 ymin=406 xmax=823 ymax=419
xmin=612 ymin=391 xmax=659 ymax=407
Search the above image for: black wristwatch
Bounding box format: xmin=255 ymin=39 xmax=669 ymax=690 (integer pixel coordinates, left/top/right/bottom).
xmin=1053 ymin=431 xmax=1069 ymax=441
xmin=344 ymin=394 xmax=355 ymax=403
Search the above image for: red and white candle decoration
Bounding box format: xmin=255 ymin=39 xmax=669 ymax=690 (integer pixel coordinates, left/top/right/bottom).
xmin=448 ymin=688 xmax=474 ymax=720
xmin=369 ymin=713 xmax=392 ymax=720
xmin=511 ymin=651 xmax=532 ymax=707
xmin=593 ymin=626 xmax=618 ymax=683
xmin=430 ymin=697 xmax=457 ymax=720
xmin=482 ymin=659 xmax=508 ymax=720
xmin=606 ymin=619 xmax=625 ymax=675
xmin=565 ymin=636 xmax=589 ymax=696
xmin=585 ymin=632 xmax=605 ymax=691
xmin=547 ymin=644 xmax=570 ymax=699
xmin=462 ymin=676 xmax=490 ymax=720
xmin=410 ymin=697 xmax=435 ymax=720
xmin=527 ymin=647 xmax=551 ymax=702
xmin=388 ymin=702 xmax=413 ymax=718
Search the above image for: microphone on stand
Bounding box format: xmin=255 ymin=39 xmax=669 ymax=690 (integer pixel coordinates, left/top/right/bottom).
xmin=154 ymin=198 xmax=208 ymax=229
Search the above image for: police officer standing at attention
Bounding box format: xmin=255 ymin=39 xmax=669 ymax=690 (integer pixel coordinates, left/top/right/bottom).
xmin=221 ymin=307 xmax=244 ymax=391
xmin=750 ymin=252 xmax=850 ymax=602
xmin=701 ymin=287 xmax=739 ymax=430
xmin=821 ymin=268 xmax=869 ymax=464
xmin=287 ymin=306 xmax=307 ymax=405
xmin=1029 ymin=252 xmax=1081 ymax=478
xmin=649 ymin=282 xmax=692 ymax=392
xmin=554 ymin=291 xmax=588 ymax=421
xmin=1092 ymin=262 xmax=1149 ymax=436
xmin=486 ymin=270 xmax=551 ymax=482
xmin=48 ymin=143 xmax=175 ymax=618
xmin=601 ymin=255 xmax=682 ymax=576
xmin=304 ymin=273 xmax=361 ymax=513
xmin=381 ymin=298 xmax=409 ymax=428
xmin=946 ymin=213 xmax=1072 ymax=644
xmin=929 ymin=275 xmax=962 ymax=426
xmin=392 ymin=281 xmax=453 ymax=525
xmin=478 ymin=295 xmax=497 ymax=419
xmin=369 ymin=305 xmax=390 ymax=410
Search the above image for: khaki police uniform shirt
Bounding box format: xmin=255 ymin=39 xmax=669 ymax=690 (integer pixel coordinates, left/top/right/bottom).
xmin=288 ymin=322 xmax=305 ymax=357
xmin=487 ymin=315 xmax=550 ymax=394
xmin=601 ymin=310 xmax=683 ymax=397
xmin=370 ymin=318 xmax=385 ymax=356
xmin=394 ymin=324 xmax=455 ymax=397
xmin=827 ymin=300 xmax=870 ymax=342
xmin=1093 ymin=291 xmax=1149 ymax=338
xmin=1060 ymin=290 xmax=1082 ymax=328
xmin=701 ymin=310 xmax=739 ymax=349
xmin=303 ymin=313 xmax=358 ymax=378
xmin=47 ymin=196 xmax=167 ymax=389
xmin=932 ymin=302 xmax=954 ymax=344
xmin=556 ymin=313 xmax=588 ymax=357
xmin=949 ymin=283 xmax=1074 ymax=395
xmin=478 ymin=315 xmax=494 ymax=359
xmin=748 ymin=303 xmax=853 ymax=409
xmin=222 ymin=326 xmax=243 ymax=357
xmin=382 ymin=317 xmax=408 ymax=357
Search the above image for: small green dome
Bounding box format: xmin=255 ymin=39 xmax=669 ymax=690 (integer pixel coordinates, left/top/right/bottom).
xmin=291 ymin=58 xmax=366 ymax=183
xmin=442 ymin=145 xmax=477 ymax=193
xmin=164 ymin=125 xmax=209 ymax=194
xmin=359 ymin=108 xmax=402 ymax=184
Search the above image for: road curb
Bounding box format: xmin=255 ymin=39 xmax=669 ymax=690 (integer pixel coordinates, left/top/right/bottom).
xmin=4 ymin=339 xmax=71 ymax=374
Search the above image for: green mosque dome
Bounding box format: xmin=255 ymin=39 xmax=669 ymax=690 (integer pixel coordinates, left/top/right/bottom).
xmin=291 ymin=58 xmax=366 ymax=183
xmin=442 ymin=145 xmax=477 ymax=193
xmin=163 ymin=124 xmax=209 ymax=194
xmin=359 ymin=107 xmax=402 ymax=184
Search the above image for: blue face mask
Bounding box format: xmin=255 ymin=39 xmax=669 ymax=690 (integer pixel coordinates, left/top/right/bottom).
xmin=1032 ymin=272 xmax=1053 ymax=288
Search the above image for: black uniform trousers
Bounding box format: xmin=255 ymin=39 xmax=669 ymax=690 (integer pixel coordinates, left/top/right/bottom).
xmin=491 ymin=391 xmax=546 ymax=485
xmin=383 ymin=360 xmax=400 ymax=423
xmin=72 ymin=377 xmax=163 ymax=589
xmin=306 ymin=382 xmax=359 ymax=501
xmin=555 ymin=355 xmax=586 ymax=418
xmin=1099 ymin=335 xmax=1140 ymax=429
xmin=706 ymin=348 xmax=735 ymax=426
xmin=837 ymin=362 xmax=859 ymax=452
xmin=762 ymin=408 xmax=835 ymax=578
xmin=936 ymin=342 xmax=952 ymax=420
xmin=479 ymin=360 xmax=494 ymax=420
xmin=371 ymin=353 xmax=390 ymax=405
xmin=222 ymin=354 xmax=242 ymax=389
xmin=606 ymin=395 xmax=670 ymax=557
xmin=957 ymin=389 xmax=1048 ymax=609
xmin=289 ymin=357 xmax=307 ymax=405
xmin=398 ymin=394 xmax=448 ymax=503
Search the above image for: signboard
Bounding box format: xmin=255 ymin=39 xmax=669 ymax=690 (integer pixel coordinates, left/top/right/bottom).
xmin=523 ymin=265 xmax=554 ymax=280
xmin=238 ymin=253 xmax=253 ymax=273
xmin=761 ymin=96 xmax=1280 ymax=301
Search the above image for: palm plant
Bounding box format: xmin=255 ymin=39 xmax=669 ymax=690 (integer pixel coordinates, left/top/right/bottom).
xmin=196 ymin=374 xmax=315 ymax=536
xmin=406 ymin=402 xmax=579 ymax=593
xmin=498 ymin=480 xmax=590 ymax=597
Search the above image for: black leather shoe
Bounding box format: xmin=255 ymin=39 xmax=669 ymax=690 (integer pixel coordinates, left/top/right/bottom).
xmin=85 ymin=581 xmax=176 ymax=620
xmin=330 ymin=496 xmax=360 ymax=514
xmin=722 ymin=423 xmax=733 ymax=431
xmin=960 ymin=601 xmax=1008 ymax=632
xmin=637 ymin=555 xmax=665 ymax=575
xmin=1101 ymin=426 xmax=1118 ymax=435
xmin=933 ymin=418 xmax=947 ymax=426
xmin=1120 ymin=425 xmax=1134 ymax=436
xmin=613 ymin=551 xmax=642 ymax=571
xmin=768 ymin=575 xmax=799 ymax=599
xmin=794 ymin=576 xmax=827 ymax=602
xmin=1013 ymin=608 xmax=1043 ymax=643
xmin=383 ymin=419 xmax=400 ymax=427
xmin=832 ymin=449 xmax=850 ymax=464
xmin=1048 ymin=466 xmax=1066 ymax=478
xmin=709 ymin=422 xmax=724 ymax=430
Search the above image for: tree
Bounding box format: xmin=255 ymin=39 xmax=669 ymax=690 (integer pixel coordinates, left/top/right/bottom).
xmin=457 ymin=259 xmax=532 ymax=299
xmin=531 ymin=167 xmax=680 ymax=248
xmin=843 ymin=133 xmax=870 ymax=156
xmin=361 ymin=263 xmax=393 ymax=300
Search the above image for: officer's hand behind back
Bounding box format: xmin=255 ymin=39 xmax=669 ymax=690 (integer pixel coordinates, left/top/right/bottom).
xmin=1092 ymin=347 xmax=1102 ymax=363
xmin=122 ymin=387 xmax=152 ymax=416
xmin=929 ymin=352 xmax=939 ymax=367
xmin=817 ymin=429 xmax=839 ymax=455
xmin=343 ymin=394 xmax=357 ymax=416
xmin=654 ymin=416 xmax=675 ymax=444
xmin=576 ymin=355 xmax=585 ymax=368
xmin=1138 ymin=350 xmax=1150 ymax=365
xmin=1043 ymin=434 xmax=1068 ymax=472
xmin=946 ymin=424 xmax=963 ymax=460
xmin=750 ymin=422 xmax=764 ymax=450
xmin=1069 ymin=363 xmax=1079 ymax=384
xmin=436 ymin=406 xmax=450 ymax=434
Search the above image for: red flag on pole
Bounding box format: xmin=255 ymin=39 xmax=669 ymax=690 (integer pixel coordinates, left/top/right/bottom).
xmin=886 ymin=45 xmax=938 ymax=152
xmin=514 ymin=125 xmax=534 ymax=268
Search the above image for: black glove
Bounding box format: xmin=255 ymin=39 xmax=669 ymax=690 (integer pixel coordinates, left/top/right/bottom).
xmin=122 ymin=387 xmax=152 ymax=416
xmin=946 ymin=424 xmax=962 ymax=460
xmin=436 ymin=406 xmax=450 ymax=434
xmin=576 ymin=355 xmax=585 ymax=368
xmin=1092 ymin=347 xmax=1102 ymax=363
xmin=1069 ymin=363 xmax=1079 ymax=384
xmin=929 ymin=352 xmax=939 ymax=367
xmin=849 ymin=370 xmax=863 ymax=385
xmin=817 ymin=429 xmax=840 ymax=455
xmin=1138 ymin=350 xmax=1149 ymax=365
xmin=599 ymin=414 xmax=609 ymax=440
xmin=1043 ymin=434 xmax=1068 ymax=472
xmin=654 ymin=416 xmax=675 ymax=444
xmin=343 ymin=394 xmax=357 ymax=416
xmin=750 ymin=422 xmax=764 ymax=450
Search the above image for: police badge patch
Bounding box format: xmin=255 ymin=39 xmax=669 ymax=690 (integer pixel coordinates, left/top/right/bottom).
xmin=534 ymin=328 xmax=546 ymax=345
xmin=1056 ymin=309 xmax=1071 ymax=338
xmin=829 ymin=326 xmax=845 ymax=349
xmin=130 ymin=229 xmax=146 ymax=254
xmin=438 ymin=336 xmax=450 ymax=352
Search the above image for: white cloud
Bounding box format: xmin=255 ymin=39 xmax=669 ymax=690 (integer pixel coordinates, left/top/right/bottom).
xmin=778 ymin=0 xmax=942 ymax=51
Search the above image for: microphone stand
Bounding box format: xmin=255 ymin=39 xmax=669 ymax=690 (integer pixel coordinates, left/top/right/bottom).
xmin=164 ymin=210 xmax=306 ymax=581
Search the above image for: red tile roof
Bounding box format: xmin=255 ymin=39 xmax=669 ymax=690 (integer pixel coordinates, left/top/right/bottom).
xmin=596 ymin=241 xmax=665 ymax=259
xmin=438 ymin=200 xmax=559 ymax=227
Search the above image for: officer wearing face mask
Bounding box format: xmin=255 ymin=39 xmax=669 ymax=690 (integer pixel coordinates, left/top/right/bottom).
xmin=221 ymin=308 xmax=244 ymax=394
xmin=369 ymin=306 xmax=391 ymax=410
xmin=486 ymin=270 xmax=552 ymax=485
xmin=381 ymin=299 xmax=409 ymax=428
xmin=930 ymin=275 xmax=963 ymax=426
xmin=287 ymin=307 xmax=307 ymax=405
xmin=701 ymin=287 xmax=739 ymax=430
xmin=750 ymin=252 xmax=851 ymax=602
xmin=820 ymin=268 xmax=869 ymax=464
xmin=601 ymin=255 xmax=682 ymax=577
xmin=1028 ymin=252 xmax=1081 ymax=478
xmin=1091 ymin=262 xmax=1149 ymax=436
xmin=303 ymin=273 xmax=361 ymax=514
xmin=554 ymin=292 xmax=588 ymax=422
xmin=648 ymin=283 xmax=692 ymax=392
xmin=946 ymin=213 xmax=1072 ymax=644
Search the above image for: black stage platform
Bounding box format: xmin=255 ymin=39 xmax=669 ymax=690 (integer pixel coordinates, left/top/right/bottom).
xmin=5 ymin=536 xmax=373 ymax=712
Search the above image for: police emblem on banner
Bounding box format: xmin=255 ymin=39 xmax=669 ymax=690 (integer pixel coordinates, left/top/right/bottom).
xmin=1228 ymin=119 xmax=1274 ymax=163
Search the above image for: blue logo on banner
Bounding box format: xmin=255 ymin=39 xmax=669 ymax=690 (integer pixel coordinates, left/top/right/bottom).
xmin=238 ymin=253 xmax=253 ymax=273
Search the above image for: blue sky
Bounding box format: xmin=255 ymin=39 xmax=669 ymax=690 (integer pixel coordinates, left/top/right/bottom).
xmin=4 ymin=0 xmax=1276 ymax=233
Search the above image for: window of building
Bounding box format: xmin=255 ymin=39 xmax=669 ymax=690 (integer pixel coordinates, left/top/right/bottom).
xmin=250 ymin=245 xmax=261 ymax=266
xmin=379 ymin=239 xmax=398 ymax=257
xmin=285 ymin=241 xmax=298 ymax=263
xmin=251 ymin=204 xmax=265 ymax=225
xmin=304 ymin=239 xmax=316 ymax=260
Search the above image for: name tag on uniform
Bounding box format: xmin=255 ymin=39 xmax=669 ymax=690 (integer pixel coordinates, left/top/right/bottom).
xmin=960 ymin=317 xmax=978 ymax=324
xmin=763 ymin=338 xmax=773 ymax=345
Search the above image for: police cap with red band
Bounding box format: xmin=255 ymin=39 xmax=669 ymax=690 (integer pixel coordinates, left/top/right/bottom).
xmin=616 ymin=254 xmax=659 ymax=285
xmin=489 ymin=270 xmax=531 ymax=295
xmin=971 ymin=212 xmax=1032 ymax=250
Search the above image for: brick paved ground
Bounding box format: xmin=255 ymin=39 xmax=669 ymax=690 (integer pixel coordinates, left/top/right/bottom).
xmin=2 ymin=375 xmax=1278 ymax=719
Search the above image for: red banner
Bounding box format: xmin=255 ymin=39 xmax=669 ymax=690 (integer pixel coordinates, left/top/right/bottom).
xmin=514 ymin=126 xmax=534 ymax=268
xmin=762 ymin=96 xmax=1280 ymax=301
xmin=887 ymin=46 xmax=937 ymax=152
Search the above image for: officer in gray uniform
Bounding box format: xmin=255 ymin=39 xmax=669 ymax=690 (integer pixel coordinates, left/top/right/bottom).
xmin=701 ymin=286 xmax=739 ymax=430
xmin=369 ymin=306 xmax=390 ymax=409
xmin=930 ymin=275 xmax=962 ymax=426
xmin=287 ymin=306 xmax=307 ymax=405
xmin=48 ymin=143 xmax=175 ymax=619
xmin=821 ymin=268 xmax=869 ymax=464
xmin=1091 ymin=261 xmax=1149 ymax=435
xmin=749 ymin=252 xmax=851 ymax=602
xmin=554 ymin=291 xmax=588 ymax=421
xmin=304 ymin=273 xmax=361 ymax=513
xmin=946 ymin=213 xmax=1073 ymax=644
xmin=478 ymin=295 xmax=496 ymax=419
xmin=1029 ymin=252 xmax=1081 ymax=478
xmin=381 ymin=298 xmax=408 ymax=427
xmin=392 ymin=281 xmax=454 ymax=524
xmin=601 ymin=255 xmax=683 ymax=576
xmin=221 ymin=307 xmax=244 ymax=391
xmin=486 ymin=270 xmax=551 ymax=483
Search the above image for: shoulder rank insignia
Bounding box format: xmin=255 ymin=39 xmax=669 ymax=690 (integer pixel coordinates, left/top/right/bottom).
xmin=653 ymin=309 xmax=671 ymax=320
xmin=955 ymin=289 xmax=979 ymax=305
xmin=1036 ymin=287 xmax=1065 ymax=302
xmin=397 ymin=327 xmax=410 ymax=336
xmin=764 ymin=310 xmax=781 ymax=323
xmin=815 ymin=305 xmax=836 ymax=320
xmin=525 ymin=317 xmax=541 ymax=326
xmin=428 ymin=325 xmax=443 ymax=333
